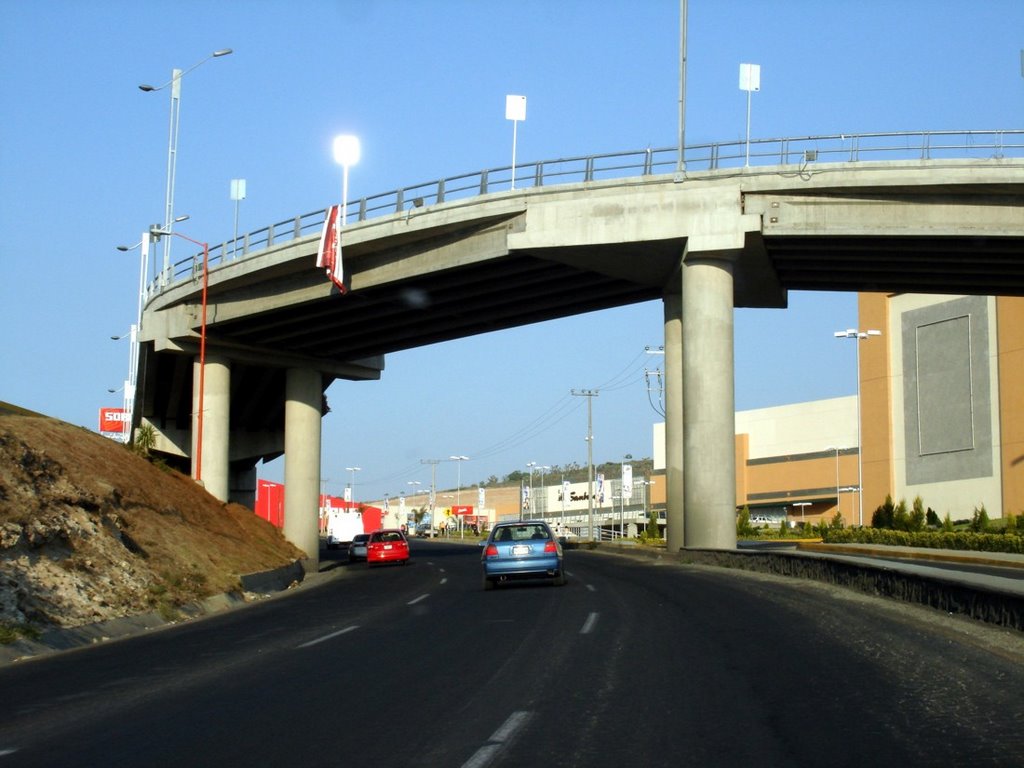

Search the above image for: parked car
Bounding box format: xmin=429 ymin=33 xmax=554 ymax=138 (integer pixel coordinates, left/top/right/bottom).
xmin=348 ymin=533 xmax=370 ymax=562
xmin=481 ymin=520 xmax=565 ymax=590
xmin=366 ymin=529 xmax=410 ymax=567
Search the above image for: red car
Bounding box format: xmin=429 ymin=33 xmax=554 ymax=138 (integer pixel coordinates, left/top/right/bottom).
xmin=366 ymin=529 xmax=410 ymax=567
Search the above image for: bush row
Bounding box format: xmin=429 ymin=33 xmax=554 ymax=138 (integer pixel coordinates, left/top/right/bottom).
xmin=821 ymin=526 xmax=1024 ymax=554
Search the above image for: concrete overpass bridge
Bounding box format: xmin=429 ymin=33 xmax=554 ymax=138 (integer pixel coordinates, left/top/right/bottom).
xmin=133 ymin=129 xmax=1024 ymax=569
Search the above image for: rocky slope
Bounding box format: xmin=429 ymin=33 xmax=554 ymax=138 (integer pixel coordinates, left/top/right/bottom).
xmin=0 ymin=406 xmax=302 ymax=640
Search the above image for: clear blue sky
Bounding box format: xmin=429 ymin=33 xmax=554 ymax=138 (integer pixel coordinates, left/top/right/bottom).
xmin=2 ymin=1 xmax=1021 ymax=502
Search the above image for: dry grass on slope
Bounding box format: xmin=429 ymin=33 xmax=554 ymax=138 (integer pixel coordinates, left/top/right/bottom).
xmin=0 ymin=408 xmax=302 ymax=634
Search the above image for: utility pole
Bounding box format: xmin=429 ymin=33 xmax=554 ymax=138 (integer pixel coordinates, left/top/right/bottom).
xmin=572 ymin=389 xmax=598 ymax=540
xmin=420 ymin=458 xmax=442 ymax=537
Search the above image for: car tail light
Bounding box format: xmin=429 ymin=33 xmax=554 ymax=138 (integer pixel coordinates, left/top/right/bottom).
xmin=485 ymin=544 xmax=499 ymax=557
xmin=543 ymin=541 xmax=558 ymax=553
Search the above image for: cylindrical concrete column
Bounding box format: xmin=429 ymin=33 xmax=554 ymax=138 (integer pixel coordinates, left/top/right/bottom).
xmin=682 ymin=251 xmax=737 ymax=549
xmin=663 ymin=290 xmax=685 ymax=552
xmin=192 ymin=354 xmax=230 ymax=502
xmin=284 ymin=367 xmax=322 ymax=571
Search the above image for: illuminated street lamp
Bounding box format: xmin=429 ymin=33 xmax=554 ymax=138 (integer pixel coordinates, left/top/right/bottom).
xmin=139 ymin=48 xmax=232 ymax=286
xmin=834 ymin=328 xmax=882 ymax=526
xmin=332 ymin=134 xmax=361 ymax=225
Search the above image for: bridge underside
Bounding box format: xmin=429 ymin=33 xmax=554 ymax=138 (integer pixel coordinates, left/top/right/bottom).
xmin=136 ymin=166 xmax=1024 ymax=565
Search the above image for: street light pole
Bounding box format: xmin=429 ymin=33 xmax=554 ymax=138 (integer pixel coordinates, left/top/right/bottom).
xmin=345 ymin=466 xmax=362 ymax=507
xmin=449 ymin=455 xmax=469 ymax=537
xmin=572 ymin=389 xmax=598 ymax=540
xmin=834 ymin=328 xmax=882 ymax=526
xmin=148 ymin=225 xmax=209 ymax=482
xmin=139 ymin=49 xmax=232 ymax=286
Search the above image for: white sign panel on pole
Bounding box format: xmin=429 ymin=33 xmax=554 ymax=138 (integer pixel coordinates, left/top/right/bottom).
xmin=739 ymin=63 xmax=761 ymax=92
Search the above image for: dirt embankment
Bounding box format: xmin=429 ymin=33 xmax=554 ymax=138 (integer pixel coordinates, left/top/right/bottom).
xmin=0 ymin=407 xmax=302 ymax=637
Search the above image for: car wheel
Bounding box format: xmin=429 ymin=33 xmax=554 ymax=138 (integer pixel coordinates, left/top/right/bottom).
xmin=483 ymin=574 xmax=494 ymax=591
xmin=554 ymin=570 xmax=567 ymax=586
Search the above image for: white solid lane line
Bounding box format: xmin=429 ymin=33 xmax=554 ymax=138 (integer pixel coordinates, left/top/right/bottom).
xmin=296 ymin=625 xmax=359 ymax=648
xmin=580 ymin=612 xmax=599 ymax=634
xmin=407 ymin=594 xmax=430 ymax=606
xmin=461 ymin=711 xmax=533 ymax=768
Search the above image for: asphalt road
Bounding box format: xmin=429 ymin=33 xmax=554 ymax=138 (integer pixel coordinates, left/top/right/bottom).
xmin=1 ymin=539 xmax=1022 ymax=767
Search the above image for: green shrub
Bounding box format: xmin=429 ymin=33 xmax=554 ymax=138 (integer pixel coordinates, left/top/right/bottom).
xmin=736 ymin=506 xmax=755 ymax=537
xmin=942 ymin=513 xmax=954 ymax=533
xmin=970 ymin=505 xmax=990 ymax=533
xmin=821 ymin=526 xmax=1024 ymax=554
xmin=909 ymin=496 xmax=926 ymax=532
xmin=871 ymin=495 xmax=896 ymax=529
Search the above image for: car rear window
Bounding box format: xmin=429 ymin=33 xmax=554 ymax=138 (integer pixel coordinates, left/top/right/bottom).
xmin=494 ymin=525 xmax=549 ymax=542
xmin=376 ymin=531 xmax=405 ymax=542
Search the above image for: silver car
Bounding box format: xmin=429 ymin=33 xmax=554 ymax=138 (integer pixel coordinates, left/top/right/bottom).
xmin=348 ymin=533 xmax=370 ymax=562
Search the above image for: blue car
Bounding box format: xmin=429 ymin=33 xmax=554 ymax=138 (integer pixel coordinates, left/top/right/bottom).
xmin=481 ymin=521 xmax=566 ymax=590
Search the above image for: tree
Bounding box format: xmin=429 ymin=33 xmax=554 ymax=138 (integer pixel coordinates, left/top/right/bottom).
xmin=942 ymin=512 xmax=955 ymax=533
xmin=909 ymin=496 xmax=926 ymax=532
xmin=736 ymin=506 xmax=755 ymax=537
xmin=925 ymin=507 xmax=941 ymax=528
xmin=872 ymin=495 xmax=896 ymax=529
xmin=892 ymin=498 xmax=910 ymax=531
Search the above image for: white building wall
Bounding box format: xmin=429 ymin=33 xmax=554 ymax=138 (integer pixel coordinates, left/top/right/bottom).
xmin=654 ymin=396 xmax=857 ymax=471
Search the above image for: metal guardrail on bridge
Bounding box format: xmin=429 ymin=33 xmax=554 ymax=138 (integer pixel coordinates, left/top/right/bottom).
xmin=153 ymin=129 xmax=1024 ymax=298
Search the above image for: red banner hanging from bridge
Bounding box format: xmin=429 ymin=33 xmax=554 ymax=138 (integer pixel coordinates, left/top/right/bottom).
xmin=316 ymin=204 xmax=346 ymax=293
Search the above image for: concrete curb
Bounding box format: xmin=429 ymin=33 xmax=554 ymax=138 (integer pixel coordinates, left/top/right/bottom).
xmin=0 ymin=560 xmax=307 ymax=667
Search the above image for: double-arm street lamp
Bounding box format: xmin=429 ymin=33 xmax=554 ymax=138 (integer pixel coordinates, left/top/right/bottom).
xmin=139 ymin=48 xmax=232 ymax=287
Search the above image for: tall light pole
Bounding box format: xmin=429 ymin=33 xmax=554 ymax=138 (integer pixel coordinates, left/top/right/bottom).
xmin=677 ymin=0 xmax=687 ymax=177
xmin=139 ymin=48 xmax=232 ymax=287
xmin=526 ymin=461 xmax=537 ymax=516
xmin=834 ymin=328 xmax=881 ymax=526
xmin=148 ymin=224 xmax=209 ymax=483
xmin=115 ymin=231 xmax=154 ymax=445
xmin=345 ymin=466 xmax=362 ymax=507
xmin=739 ymin=62 xmax=760 ymax=166
xmin=449 ymin=455 xmax=469 ymax=537
xmin=572 ymin=389 xmax=598 ymax=540
xmin=332 ymin=134 xmax=361 ymax=226
xmin=449 ymin=456 xmax=469 ymax=506
xmin=537 ymin=465 xmax=550 ymax=519
xmin=505 ymin=95 xmax=526 ymax=189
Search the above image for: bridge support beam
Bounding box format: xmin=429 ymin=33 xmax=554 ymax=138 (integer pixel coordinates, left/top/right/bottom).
xmin=192 ymin=355 xmax=231 ymax=502
xmin=283 ymin=367 xmax=322 ymax=571
xmin=682 ymin=248 xmax=738 ymax=549
xmin=663 ymin=290 xmax=684 ymax=552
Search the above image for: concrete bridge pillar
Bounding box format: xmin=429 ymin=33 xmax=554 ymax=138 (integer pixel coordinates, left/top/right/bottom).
xmin=284 ymin=367 xmax=322 ymax=571
xmin=663 ymin=290 xmax=685 ymax=552
xmin=682 ymin=248 xmax=738 ymax=549
xmin=192 ymin=355 xmax=231 ymax=502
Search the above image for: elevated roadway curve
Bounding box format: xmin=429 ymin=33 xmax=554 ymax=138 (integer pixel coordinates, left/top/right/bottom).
xmin=136 ymin=132 xmax=1024 ymax=568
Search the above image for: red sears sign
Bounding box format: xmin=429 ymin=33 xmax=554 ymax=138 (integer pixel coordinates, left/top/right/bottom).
xmin=99 ymin=407 xmax=127 ymax=433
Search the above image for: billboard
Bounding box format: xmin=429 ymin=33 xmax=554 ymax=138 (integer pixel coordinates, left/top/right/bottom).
xmin=98 ymin=407 xmax=127 ymax=435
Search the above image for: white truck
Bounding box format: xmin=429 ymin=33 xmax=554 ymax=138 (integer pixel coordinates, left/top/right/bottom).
xmin=325 ymin=509 xmax=364 ymax=549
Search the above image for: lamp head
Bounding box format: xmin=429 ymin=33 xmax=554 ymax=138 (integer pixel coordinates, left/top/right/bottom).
xmin=333 ymin=134 xmax=361 ymax=167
